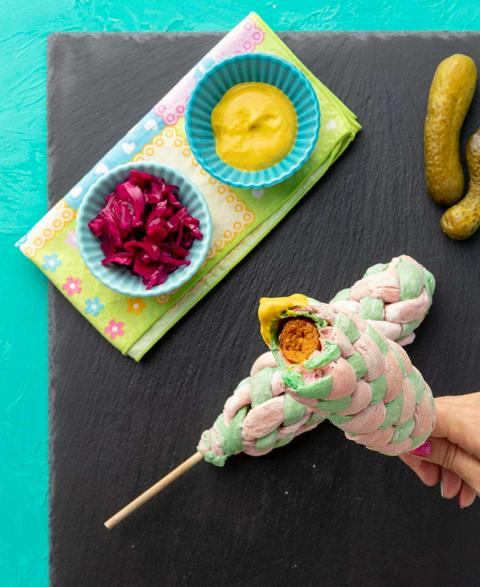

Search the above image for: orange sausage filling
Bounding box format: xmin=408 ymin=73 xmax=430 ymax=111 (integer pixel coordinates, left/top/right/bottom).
xmin=278 ymin=318 xmax=321 ymax=364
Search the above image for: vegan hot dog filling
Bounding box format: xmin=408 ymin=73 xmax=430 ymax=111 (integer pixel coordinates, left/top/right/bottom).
xmin=278 ymin=317 xmax=321 ymax=364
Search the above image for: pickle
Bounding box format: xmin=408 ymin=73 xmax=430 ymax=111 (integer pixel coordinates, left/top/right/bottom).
xmin=424 ymin=54 xmax=477 ymax=206
xmin=441 ymin=128 xmax=480 ymax=240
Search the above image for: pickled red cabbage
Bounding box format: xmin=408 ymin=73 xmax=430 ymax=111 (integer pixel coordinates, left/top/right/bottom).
xmin=88 ymin=170 xmax=203 ymax=289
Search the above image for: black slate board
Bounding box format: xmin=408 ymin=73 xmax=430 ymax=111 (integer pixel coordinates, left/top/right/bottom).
xmin=49 ymin=32 xmax=480 ymax=587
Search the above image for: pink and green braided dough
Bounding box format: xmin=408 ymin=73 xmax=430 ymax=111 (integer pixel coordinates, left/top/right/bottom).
xmin=199 ymin=255 xmax=436 ymax=466
xmin=330 ymin=254 xmax=435 ymax=346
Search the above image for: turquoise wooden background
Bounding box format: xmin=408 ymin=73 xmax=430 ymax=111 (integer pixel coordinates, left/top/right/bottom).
xmin=1 ymin=1 xmax=478 ymax=585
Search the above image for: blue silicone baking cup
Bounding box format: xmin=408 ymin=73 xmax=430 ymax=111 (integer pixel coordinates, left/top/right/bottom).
xmin=77 ymin=162 xmax=212 ymax=297
xmin=185 ymin=53 xmax=320 ymax=189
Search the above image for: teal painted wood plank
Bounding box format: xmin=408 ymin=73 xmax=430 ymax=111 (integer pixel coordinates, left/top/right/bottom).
xmin=1 ymin=1 xmax=479 ymax=585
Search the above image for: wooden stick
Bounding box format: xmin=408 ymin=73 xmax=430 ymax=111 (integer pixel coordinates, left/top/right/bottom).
xmin=104 ymin=451 xmax=203 ymax=529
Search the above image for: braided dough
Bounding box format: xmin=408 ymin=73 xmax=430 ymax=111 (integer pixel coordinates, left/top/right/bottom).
xmin=198 ymin=256 xmax=435 ymax=466
xmin=330 ymin=255 xmax=435 ymax=346
xmin=262 ymin=298 xmax=435 ymax=456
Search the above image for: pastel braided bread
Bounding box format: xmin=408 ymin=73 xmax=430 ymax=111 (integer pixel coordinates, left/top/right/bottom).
xmin=330 ymin=255 xmax=435 ymax=347
xmin=198 ymin=256 xmax=435 ymax=465
xmin=260 ymin=296 xmax=435 ymax=456
xmin=198 ymin=352 xmax=324 ymax=466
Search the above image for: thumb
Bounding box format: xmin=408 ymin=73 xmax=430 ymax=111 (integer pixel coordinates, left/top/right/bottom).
xmin=410 ymin=438 xmax=480 ymax=494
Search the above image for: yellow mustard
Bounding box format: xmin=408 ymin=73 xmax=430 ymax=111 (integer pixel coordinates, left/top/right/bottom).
xmin=211 ymin=82 xmax=297 ymax=171
xmin=258 ymin=294 xmax=308 ymax=345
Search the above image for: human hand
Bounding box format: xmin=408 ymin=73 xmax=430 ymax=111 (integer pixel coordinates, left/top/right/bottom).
xmin=399 ymin=392 xmax=480 ymax=508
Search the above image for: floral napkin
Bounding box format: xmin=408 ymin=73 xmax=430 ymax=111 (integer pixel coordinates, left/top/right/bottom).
xmin=17 ymin=12 xmax=361 ymax=361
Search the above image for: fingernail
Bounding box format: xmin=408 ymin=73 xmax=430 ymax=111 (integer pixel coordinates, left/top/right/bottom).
xmin=460 ymin=495 xmax=477 ymax=509
xmin=409 ymin=440 xmax=432 ymax=457
xmin=440 ymin=480 xmax=445 ymax=498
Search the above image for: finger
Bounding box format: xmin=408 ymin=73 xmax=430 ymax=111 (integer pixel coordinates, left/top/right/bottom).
xmin=436 ymin=392 xmax=480 ymax=406
xmin=433 ymin=398 xmax=480 ymax=457
xmin=399 ymin=453 xmax=440 ymax=487
xmin=412 ymin=437 xmax=480 ymax=493
xmin=458 ymin=482 xmax=477 ymax=509
xmin=440 ymin=468 xmax=462 ymax=499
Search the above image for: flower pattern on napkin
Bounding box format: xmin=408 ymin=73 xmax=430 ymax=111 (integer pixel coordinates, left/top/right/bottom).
xmin=43 ymin=253 xmax=62 ymax=273
xmin=105 ymin=320 xmax=124 ymax=340
xmin=62 ymin=276 xmax=82 ymax=297
xmin=85 ymin=297 xmax=105 ymax=317
xmin=127 ymin=298 xmax=146 ymax=315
